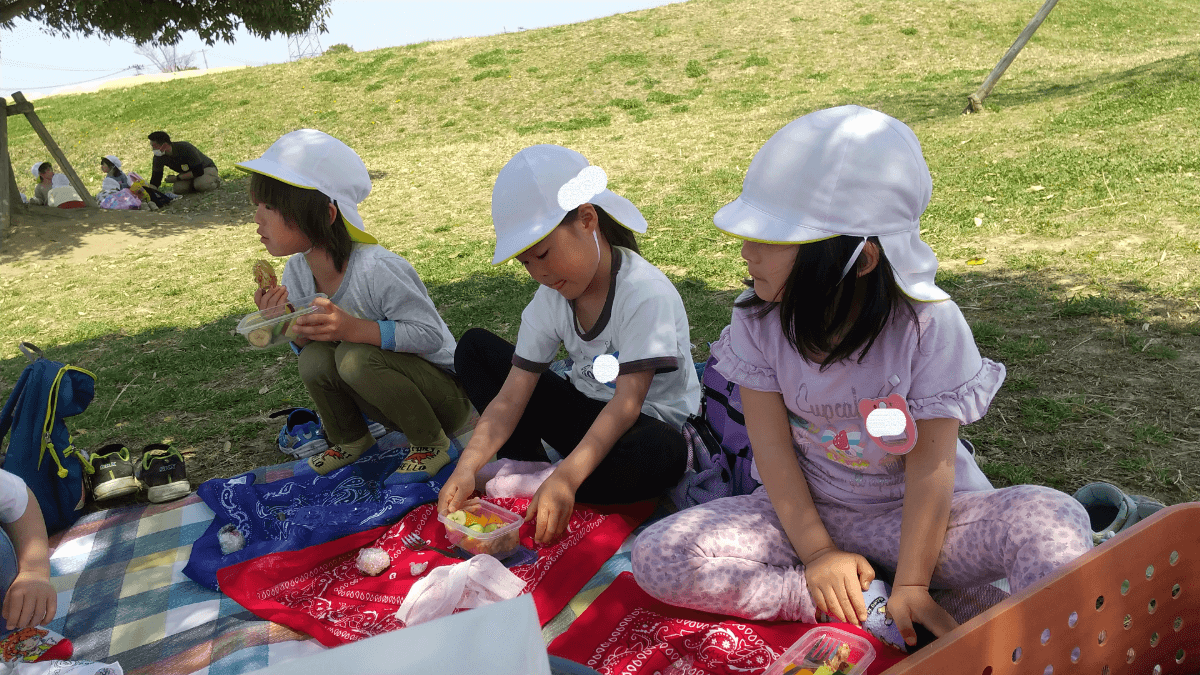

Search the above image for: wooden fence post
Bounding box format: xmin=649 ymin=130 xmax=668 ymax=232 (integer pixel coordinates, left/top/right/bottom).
xmin=10 ymin=91 xmax=98 ymax=207
xmin=1 ymin=97 xmax=10 ymax=249
xmin=963 ymin=0 xmax=1061 ymax=114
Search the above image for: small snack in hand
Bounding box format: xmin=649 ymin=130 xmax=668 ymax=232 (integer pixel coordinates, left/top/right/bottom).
xmin=357 ymin=547 xmax=391 ymax=576
xmin=409 ymin=561 xmax=428 ymax=576
xmin=253 ymin=259 xmax=278 ymax=291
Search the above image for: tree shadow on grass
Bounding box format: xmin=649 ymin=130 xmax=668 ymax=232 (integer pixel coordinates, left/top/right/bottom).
xmin=935 ymin=266 xmax=1198 ymax=505
xmin=825 ymin=50 xmax=1200 ymax=126
xmin=1 ymin=264 xmax=1193 ymax=505
xmin=0 ymin=178 xmax=255 ymax=264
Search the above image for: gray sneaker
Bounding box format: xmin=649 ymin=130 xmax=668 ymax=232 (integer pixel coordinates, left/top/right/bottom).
xmin=1073 ymin=482 xmax=1164 ymax=544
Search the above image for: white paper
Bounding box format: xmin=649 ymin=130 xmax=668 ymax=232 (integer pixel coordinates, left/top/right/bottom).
xmin=243 ymin=594 xmax=550 ymax=675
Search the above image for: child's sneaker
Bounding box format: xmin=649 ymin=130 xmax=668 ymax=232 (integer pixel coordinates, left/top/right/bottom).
xmin=1073 ymin=482 xmax=1138 ymax=544
xmin=90 ymin=443 xmax=139 ymax=501
xmin=137 ymin=444 xmax=191 ymax=503
xmin=270 ymin=407 xmax=328 ymax=459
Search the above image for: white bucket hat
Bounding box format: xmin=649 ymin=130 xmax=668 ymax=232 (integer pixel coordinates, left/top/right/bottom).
xmin=713 ymin=105 xmax=949 ymax=302
xmin=236 ymin=128 xmax=377 ymax=245
xmin=103 ymin=155 xmax=122 ymax=169
xmin=490 ymin=144 xmax=648 ymax=264
xmin=100 ymin=177 xmax=120 ymax=193
xmin=30 ymin=162 xmax=46 ymax=178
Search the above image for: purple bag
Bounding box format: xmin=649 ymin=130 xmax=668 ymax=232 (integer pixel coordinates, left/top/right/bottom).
xmin=669 ymin=353 xmax=761 ymax=509
xmin=98 ymin=188 xmax=141 ymax=210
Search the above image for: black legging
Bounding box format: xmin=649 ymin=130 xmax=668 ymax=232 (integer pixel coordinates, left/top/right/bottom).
xmin=454 ymin=328 xmax=687 ymax=505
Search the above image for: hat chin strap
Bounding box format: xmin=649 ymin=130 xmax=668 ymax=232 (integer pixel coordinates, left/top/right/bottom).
xmin=838 ymin=237 xmax=868 ymax=283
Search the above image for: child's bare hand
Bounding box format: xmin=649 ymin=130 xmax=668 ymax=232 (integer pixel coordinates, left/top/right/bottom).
xmin=292 ymin=297 xmax=359 ymax=342
xmin=438 ymin=467 xmax=477 ymax=515
xmin=803 ymin=547 xmax=875 ymax=625
xmin=525 ymin=471 xmax=575 ymax=545
xmin=3 ymin=571 xmax=56 ymax=630
xmin=885 ymin=584 xmax=958 ymax=646
xmin=254 ymin=284 xmax=288 ymax=310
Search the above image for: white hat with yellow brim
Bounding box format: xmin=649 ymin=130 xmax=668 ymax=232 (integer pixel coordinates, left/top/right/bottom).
xmin=490 ymin=144 xmax=647 ymax=265
xmin=713 ymin=105 xmax=949 ymax=302
xmin=236 ymin=128 xmax=377 ymax=245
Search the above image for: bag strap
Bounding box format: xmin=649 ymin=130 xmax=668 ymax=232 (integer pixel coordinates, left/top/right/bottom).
xmin=703 ymin=384 xmax=746 ymax=428
xmin=37 ymin=365 xmax=96 ymax=477
xmin=18 ymin=342 xmax=43 ymax=363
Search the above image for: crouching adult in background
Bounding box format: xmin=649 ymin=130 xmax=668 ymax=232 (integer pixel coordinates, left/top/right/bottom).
xmin=147 ymin=130 xmax=222 ymax=194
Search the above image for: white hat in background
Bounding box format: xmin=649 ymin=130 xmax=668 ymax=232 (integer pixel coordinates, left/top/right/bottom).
xmin=236 ymin=128 xmax=377 ymax=245
xmin=490 ymin=144 xmax=647 ymax=264
xmin=713 ymin=105 xmax=949 ymax=302
xmin=30 ymin=162 xmax=45 ymax=178
xmin=103 ymin=155 xmax=122 ymax=169
xmin=51 ymin=174 xmax=70 ymax=188
xmin=100 ymin=177 xmax=120 ymax=193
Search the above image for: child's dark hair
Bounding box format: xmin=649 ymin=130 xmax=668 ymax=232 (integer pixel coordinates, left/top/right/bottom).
xmin=250 ymin=173 xmax=353 ymax=272
xmin=562 ymin=204 xmax=639 ymax=253
xmin=37 ymin=162 xmax=52 ymax=175
xmin=147 ymin=131 xmax=170 ymax=144
xmin=736 ymin=235 xmax=918 ymax=370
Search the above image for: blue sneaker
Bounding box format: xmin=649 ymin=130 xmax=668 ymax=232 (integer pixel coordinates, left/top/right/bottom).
xmin=270 ymin=407 xmax=328 ymax=459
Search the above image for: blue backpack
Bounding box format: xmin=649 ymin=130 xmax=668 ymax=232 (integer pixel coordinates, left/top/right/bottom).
xmin=0 ymin=343 xmax=96 ymax=534
xmin=670 ymin=351 xmax=761 ymax=509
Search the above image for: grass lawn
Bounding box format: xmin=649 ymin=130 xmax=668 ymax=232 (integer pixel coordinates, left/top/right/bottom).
xmin=1 ymin=0 xmax=1197 ymax=509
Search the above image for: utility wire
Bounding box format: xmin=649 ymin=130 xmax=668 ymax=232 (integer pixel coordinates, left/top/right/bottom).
xmin=2 ymin=65 xmax=140 ymax=91
xmin=2 ymin=59 xmax=118 ymax=72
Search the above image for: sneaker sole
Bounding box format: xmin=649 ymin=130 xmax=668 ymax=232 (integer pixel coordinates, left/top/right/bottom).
xmin=147 ymin=481 xmax=191 ymax=503
xmin=94 ymin=477 xmax=140 ymax=501
xmin=280 ymin=438 xmax=328 ymax=459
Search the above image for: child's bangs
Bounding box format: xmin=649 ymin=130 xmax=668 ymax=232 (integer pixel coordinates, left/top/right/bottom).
xmin=249 ymin=172 xmax=291 ymax=207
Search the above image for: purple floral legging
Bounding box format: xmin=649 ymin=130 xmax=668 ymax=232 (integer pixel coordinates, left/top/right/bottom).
xmin=632 ymin=484 xmax=1091 ymax=623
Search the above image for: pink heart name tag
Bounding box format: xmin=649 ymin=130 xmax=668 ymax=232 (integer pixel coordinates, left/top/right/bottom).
xmin=858 ymin=394 xmax=918 ymax=455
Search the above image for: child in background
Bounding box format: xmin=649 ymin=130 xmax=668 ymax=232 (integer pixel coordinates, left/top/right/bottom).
xmin=47 ymin=175 xmax=85 ymax=209
xmin=240 ymin=129 xmax=472 ymax=478
xmin=26 ymin=163 xmax=53 ymax=206
xmin=100 ymin=155 xmax=131 ymax=191
xmin=631 ymin=106 xmax=1091 ymax=648
xmin=438 ymin=145 xmax=699 ymax=544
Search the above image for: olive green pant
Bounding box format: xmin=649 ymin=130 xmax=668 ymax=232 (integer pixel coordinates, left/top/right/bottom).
xmin=297 ymin=341 xmax=473 ymax=449
xmin=170 ymin=166 xmax=221 ymax=194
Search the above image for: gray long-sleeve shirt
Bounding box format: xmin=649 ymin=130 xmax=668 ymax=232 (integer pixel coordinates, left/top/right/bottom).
xmin=281 ymin=243 xmax=457 ymax=371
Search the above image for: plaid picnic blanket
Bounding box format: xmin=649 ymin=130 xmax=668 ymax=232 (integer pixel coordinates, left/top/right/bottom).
xmin=45 ymin=485 xmax=325 ymax=675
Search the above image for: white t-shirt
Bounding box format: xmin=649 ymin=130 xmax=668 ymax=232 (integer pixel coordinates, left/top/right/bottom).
xmin=513 ymin=247 xmax=701 ymax=429
xmin=0 ymin=469 xmax=30 ymax=524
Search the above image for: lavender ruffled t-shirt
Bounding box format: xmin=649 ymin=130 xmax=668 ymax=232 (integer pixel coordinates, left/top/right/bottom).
xmin=711 ymin=294 xmax=1004 ymax=506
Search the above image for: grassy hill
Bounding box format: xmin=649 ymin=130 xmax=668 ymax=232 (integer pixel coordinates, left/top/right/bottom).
xmin=2 ymin=0 xmax=1198 ymax=503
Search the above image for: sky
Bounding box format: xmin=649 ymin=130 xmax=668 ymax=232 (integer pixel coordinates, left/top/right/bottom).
xmin=1 ymin=0 xmax=677 ymax=98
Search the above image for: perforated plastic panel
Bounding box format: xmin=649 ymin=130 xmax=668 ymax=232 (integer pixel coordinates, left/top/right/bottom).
xmin=884 ymin=503 xmax=1200 ymax=675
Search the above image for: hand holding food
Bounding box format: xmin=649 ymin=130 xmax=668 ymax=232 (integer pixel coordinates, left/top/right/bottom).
xmin=290 ymin=297 xmax=364 ymax=343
